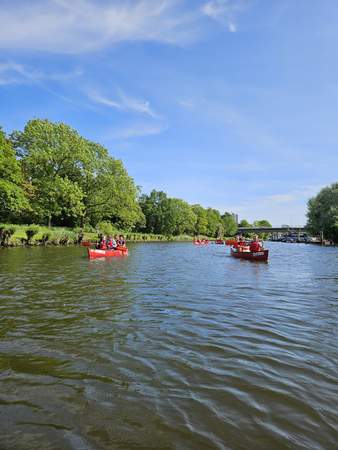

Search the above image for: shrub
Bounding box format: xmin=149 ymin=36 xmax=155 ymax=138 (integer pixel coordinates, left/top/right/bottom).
xmin=41 ymin=232 xmax=51 ymax=245
xmin=26 ymin=225 xmax=40 ymax=244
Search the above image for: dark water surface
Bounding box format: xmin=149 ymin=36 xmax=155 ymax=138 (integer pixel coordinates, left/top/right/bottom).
xmin=0 ymin=242 xmax=337 ymax=450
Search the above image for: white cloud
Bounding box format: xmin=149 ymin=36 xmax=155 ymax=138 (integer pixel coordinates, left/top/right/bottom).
xmin=201 ymin=0 xmax=248 ymax=32
xmin=0 ymin=61 xmax=82 ymax=86
xmin=267 ymin=194 xmax=295 ymax=203
xmin=86 ymin=89 xmax=160 ymax=118
xmin=0 ymin=62 xmax=42 ymax=85
xmin=0 ymin=0 xmax=201 ymax=54
xmin=109 ymin=122 xmax=167 ymax=139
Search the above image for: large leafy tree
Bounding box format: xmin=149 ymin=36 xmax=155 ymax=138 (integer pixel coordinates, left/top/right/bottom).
xmin=222 ymin=212 xmax=237 ymax=236
xmin=139 ymin=191 xmax=196 ymax=236
xmin=192 ymin=204 xmax=208 ymax=235
xmin=206 ymin=208 xmax=222 ymax=237
xmin=307 ymin=183 xmax=338 ymax=242
xmin=11 ymin=119 xmax=143 ymax=229
xmin=139 ymin=190 xmax=169 ymax=234
xmin=0 ymin=128 xmax=29 ymax=220
xmin=162 ymin=198 xmax=196 ymax=236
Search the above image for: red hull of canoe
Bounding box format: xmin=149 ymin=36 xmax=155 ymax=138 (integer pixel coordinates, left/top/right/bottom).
xmin=230 ymin=248 xmax=269 ymax=262
xmin=215 ymin=240 xmax=225 ymax=245
xmin=88 ymin=247 xmax=128 ymax=259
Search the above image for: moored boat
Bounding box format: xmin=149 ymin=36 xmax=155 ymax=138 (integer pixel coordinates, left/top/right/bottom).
xmin=230 ymin=247 xmax=268 ymax=262
xmin=88 ymin=247 xmax=128 ymax=259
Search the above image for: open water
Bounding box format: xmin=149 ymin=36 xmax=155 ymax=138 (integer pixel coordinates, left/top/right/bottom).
xmin=0 ymin=242 xmax=337 ymax=450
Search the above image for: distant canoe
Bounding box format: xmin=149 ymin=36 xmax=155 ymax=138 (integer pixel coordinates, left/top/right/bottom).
xmin=215 ymin=239 xmax=225 ymax=245
xmin=230 ymin=247 xmax=268 ymax=262
xmin=193 ymin=240 xmax=209 ymax=246
xmin=88 ymin=247 xmax=128 ymax=259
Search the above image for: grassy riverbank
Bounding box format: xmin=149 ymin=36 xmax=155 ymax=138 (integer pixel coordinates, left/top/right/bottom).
xmin=0 ymin=223 xmax=201 ymax=247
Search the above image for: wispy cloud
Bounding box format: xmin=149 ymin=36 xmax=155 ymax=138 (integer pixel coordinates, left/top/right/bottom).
xmin=0 ymin=0 xmax=202 ymax=54
xmin=109 ymin=122 xmax=167 ymax=140
xmin=201 ymin=0 xmax=249 ymax=32
xmin=0 ymin=61 xmax=82 ymax=86
xmin=0 ymin=62 xmax=42 ymax=85
xmin=86 ymin=89 xmax=160 ymax=119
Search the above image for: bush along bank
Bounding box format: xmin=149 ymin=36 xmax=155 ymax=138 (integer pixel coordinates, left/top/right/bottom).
xmin=0 ymin=224 xmax=197 ymax=248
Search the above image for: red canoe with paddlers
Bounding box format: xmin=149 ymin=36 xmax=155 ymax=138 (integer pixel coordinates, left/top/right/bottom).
xmin=88 ymin=247 xmax=128 ymax=259
xmin=230 ymin=247 xmax=269 ymax=262
xmin=215 ymin=239 xmax=225 ymax=244
xmin=193 ymin=239 xmax=209 ymax=245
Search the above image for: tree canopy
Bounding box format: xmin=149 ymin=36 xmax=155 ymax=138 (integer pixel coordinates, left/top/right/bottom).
xmin=10 ymin=119 xmax=143 ymax=228
xmin=307 ymin=182 xmax=338 ymax=242
xmin=0 ymin=128 xmax=29 ymax=221
xmin=0 ymin=118 xmax=259 ymax=237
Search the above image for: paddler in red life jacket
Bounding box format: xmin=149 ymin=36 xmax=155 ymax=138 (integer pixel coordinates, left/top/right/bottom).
xmin=249 ymin=235 xmax=262 ymax=253
xmin=233 ymin=235 xmax=245 ymax=250
xmin=100 ymin=235 xmax=107 ymax=250
xmin=107 ymin=236 xmax=114 ymax=249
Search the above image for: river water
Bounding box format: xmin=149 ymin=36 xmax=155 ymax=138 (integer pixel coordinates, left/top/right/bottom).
xmin=0 ymin=242 xmax=337 ymax=450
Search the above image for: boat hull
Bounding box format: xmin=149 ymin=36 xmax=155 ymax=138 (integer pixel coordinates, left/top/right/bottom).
xmin=88 ymin=247 xmax=128 ymax=259
xmin=231 ymin=248 xmax=268 ymax=262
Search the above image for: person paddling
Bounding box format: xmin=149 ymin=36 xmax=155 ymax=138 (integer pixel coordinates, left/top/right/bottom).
xmin=249 ymin=235 xmax=262 ymax=252
xmin=100 ymin=235 xmax=107 ymax=250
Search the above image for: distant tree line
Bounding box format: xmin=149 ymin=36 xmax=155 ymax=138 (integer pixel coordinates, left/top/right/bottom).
xmin=307 ymin=182 xmax=338 ymax=242
xmin=0 ymin=118 xmax=272 ymax=238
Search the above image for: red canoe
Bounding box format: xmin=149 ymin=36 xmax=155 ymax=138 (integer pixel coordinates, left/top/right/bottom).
xmin=88 ymin=247 xmax=128 ymax=259
xmin=194 ymin=240 xmax=209 ymax=245
xmin=215 ymin=239 xmax=225 ymax=244
xmin=230 ymin=247 xmax=268 ymax=262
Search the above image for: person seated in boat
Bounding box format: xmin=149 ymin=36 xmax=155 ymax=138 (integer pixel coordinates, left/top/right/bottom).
xmin=249 ymin=235 xmax=262 ymax=253
xmin=118 ymin=235 xmax=126 ymax=247
xmin=100 ymin=235 xmax=107 ymax=250
xmin=107 ymin=236 xmax=114 ymax=249
xmin=233 ymin=236 xmax=244 ymax=249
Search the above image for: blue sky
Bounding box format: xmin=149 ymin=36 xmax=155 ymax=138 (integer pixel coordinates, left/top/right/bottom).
xmin=1 ymin=0 xmax=337 ymax=226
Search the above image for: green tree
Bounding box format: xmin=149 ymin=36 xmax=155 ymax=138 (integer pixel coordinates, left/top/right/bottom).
xmin=206 ymin=208 xmax=222 ymax=237
xmin=192 ymin=204 xmax=208 ymax=235
xmin=139 ymin=190 xmax=168 ymax=234
xmin=253 ymin=219 xmax=272 ymax=228
xmin=222 ymin=212 xmax=237 ymax=236
xmin=0 ymin=128 xmax=29 ymax=220
xmin=163 ymin=198 xmax=196 ymax=236
xmin=239 ymin=219 xmax=251 ymax=227
xmin=11 ymin=119 xmax=143 ymax=229
xmin=307 ymin=182 xmax=338 ymax=242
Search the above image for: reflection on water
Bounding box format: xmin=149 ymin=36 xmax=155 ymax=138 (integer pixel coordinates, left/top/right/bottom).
xmin=0 ymin=243 xmax=337 ymax=450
